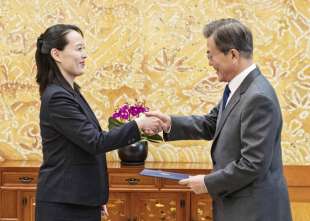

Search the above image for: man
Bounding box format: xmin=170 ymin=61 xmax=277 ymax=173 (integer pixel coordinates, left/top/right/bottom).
xmin=146 ymin=18 xmax=292 ymax=221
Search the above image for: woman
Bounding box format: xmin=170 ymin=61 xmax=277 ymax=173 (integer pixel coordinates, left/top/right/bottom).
xmin=35 ymin=24 xmax=162 ymax=221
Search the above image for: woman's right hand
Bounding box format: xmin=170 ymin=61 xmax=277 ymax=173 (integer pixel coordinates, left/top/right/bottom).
xmin=134 ymin=114 xmax=164 ymax=135
xmin=144 ymin=111 xmax=171 ymax=133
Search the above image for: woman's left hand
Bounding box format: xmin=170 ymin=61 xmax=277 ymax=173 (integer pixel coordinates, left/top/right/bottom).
xmin=101 ymin=204 xmax=109 ymax=217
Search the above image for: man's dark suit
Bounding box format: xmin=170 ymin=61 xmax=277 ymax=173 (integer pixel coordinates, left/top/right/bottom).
xmin=36 ymin=82 xmax=141 ymax=206
xmin=165 ymin=68 xmax=292 ymax=221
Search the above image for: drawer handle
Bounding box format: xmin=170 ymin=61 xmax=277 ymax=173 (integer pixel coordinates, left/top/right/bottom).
xmin=19 ymin=176 xmax=34 ymax=184
xmin=125 ymin=178 xmax=140 ymax=185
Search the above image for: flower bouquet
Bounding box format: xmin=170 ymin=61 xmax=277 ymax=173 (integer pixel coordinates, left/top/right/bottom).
xmin=108 ymin=101 xmax=163 ymax=142
xmin=108 ymin=101 xmax=163 ymax=165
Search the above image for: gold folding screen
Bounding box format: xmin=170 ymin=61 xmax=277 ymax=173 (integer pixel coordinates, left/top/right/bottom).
xmin=0 ymin=0 xmax=309 ymax=164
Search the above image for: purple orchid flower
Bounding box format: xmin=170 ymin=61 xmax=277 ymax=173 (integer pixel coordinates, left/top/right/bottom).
xmin=112 ymin=102 xmax=149 ymax=121
xmin=112 ymin=112 xmax=120 ymax=119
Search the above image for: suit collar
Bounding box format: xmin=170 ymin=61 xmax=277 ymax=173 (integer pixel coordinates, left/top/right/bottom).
xmin=75 ymin=91 xmax=102 ymax=131
xmin=52 ymin=78 xmax=102 ymax=131
xmin=228 ymin=63 xmax=256 ymax=98
xmin=52 ymin=74 xmax=80 ymax=96
xmin=213 ymin=68 xmax=261 ymax=142
xmin=238 ymin=67 xmax=260 ymax=94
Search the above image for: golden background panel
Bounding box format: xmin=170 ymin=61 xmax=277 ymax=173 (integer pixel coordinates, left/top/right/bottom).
xmin=0 ymin=0 xmax=309 ymax=164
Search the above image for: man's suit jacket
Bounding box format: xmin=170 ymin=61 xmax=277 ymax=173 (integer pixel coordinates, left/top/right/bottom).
xmin=165 ymin=68 xmax=292 ymax=221
xmin=36 ymin=82 xmax=141 ymax=206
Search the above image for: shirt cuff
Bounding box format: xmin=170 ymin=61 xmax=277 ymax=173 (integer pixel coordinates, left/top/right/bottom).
xmin=165 ymin=124 xmax=172 ymax=134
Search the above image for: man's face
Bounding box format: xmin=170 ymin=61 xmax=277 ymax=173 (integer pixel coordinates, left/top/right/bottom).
xmin=206 ymin=37 xmax=235 ymax=82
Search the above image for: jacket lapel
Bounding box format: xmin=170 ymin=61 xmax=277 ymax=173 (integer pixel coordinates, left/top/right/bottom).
xmin=213 ymin=92 xmax=241 ymax=140
xmin=213 ymin=68 xmax=261 ymax=141
xmin=76 ymin=92 xmax=102 ymax=131
xmin=54 ymin=80 xmax=102 ymax=131
xmin=216 ymin=103 xmax=223 ymax=129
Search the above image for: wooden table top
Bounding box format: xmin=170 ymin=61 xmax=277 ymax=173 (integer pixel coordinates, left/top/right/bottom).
xmin=0 ymin=160 xmax=213 ymax=171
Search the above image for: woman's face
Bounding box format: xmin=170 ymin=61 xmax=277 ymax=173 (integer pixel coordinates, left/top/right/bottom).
xmin=55 ymin=30 xmax=87 ymax=81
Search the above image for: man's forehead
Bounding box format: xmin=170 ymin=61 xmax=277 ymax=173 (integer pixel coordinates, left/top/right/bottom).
xmin=206 ymin=37 xmax=216 ymax=50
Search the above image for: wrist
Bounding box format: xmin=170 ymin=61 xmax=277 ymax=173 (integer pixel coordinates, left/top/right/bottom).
xmin=165 ymin=124 xmax=172 ymax=133
xmin=134 ymin=116 xmax=144 ymax=133
xmin=164 ymin=116 xmax=172 ymax=133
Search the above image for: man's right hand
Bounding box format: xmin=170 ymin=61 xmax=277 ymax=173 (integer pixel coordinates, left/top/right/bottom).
xmin=144 ymin=111 xmax=172 ymax=133
xmin=134 ymin=114 xmax=164 ymax=135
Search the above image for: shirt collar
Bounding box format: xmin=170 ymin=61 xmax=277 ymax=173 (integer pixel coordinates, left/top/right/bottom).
xmin=228 ymin=63 xmax=256 ymax=94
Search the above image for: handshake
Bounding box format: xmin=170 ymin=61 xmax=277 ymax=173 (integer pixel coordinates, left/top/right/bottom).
xmin=134 ymin=111 xmax=209 ymax=195
xmin=134 ymin=111 xmax=171 ymax=136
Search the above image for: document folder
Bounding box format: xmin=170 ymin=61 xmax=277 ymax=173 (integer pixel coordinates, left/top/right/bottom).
xmin=140 ymin=169 xmax=189 ymax=180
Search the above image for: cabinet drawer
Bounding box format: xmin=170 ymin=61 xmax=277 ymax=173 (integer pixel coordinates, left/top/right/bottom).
xmin=109 ymin=173 xmax=158 ymax=189
xmin=2 ymin=172 xmax=38 ymax=186
xmin=161 ymin=179 xmax=190 ymax=190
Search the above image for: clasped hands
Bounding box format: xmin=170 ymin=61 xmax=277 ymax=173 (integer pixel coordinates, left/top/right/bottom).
xmin=135 ymin=111 xmax=208 ymax=194
xmin=134 ymin=111 xmax=171 ymax=136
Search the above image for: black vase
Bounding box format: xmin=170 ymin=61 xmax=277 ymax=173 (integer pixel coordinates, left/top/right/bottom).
xmin=118 ymin=140 xmax=148 ymax=165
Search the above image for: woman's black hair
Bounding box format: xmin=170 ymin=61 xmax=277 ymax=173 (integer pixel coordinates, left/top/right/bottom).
xmin=35 ymin=24 xmax=83 ymax=96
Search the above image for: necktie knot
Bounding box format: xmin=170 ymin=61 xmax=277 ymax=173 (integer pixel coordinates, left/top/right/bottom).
xmin=222 ymin=84 xmax=231 ymax=111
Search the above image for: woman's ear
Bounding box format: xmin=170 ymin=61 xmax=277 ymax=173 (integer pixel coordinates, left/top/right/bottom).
xmin=50 ymin=48 xmax=61 ymax=63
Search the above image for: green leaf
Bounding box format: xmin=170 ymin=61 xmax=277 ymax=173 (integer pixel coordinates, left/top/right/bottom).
xmin=108 ymin=117 xmax=124 ymax=130
xmin=141 ymin=133 xmax=163 ymax=143
xmin=108 ymin=117 xmax=163 ymax=143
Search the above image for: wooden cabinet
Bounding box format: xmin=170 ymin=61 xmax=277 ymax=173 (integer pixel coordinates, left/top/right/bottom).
xmin=0 ymin=162 xmax=38 ymax=221
xmin=191 ymin=194 xmax=213 ymax=221
xmin=131 ymin=192 xmax=187 ymax=221
xmin=103 ymin=192 xmax=188 ymax=221
xmin=21 ymin=191 xmax=36 ymax=221
xmin=109 ymin=172 xmax=159 ymax=189
xmin=100 ymin=163 xmax=210 ymax=221
xmin=102 ymin=192 xmax=131 ymax=221
xmin=1 ymin=161 xmax=310 ymax=221
xmin=0 ymin=189 xmax=36 ymax=221
xmin=0 ymin=161 xmax=211 ymax=221
xmin=1 ymin=189 xmax=18 ymax=220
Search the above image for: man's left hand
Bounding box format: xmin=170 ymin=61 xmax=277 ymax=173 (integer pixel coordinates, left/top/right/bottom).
xmin=179 ymin=175 xmax=208 ymax=194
